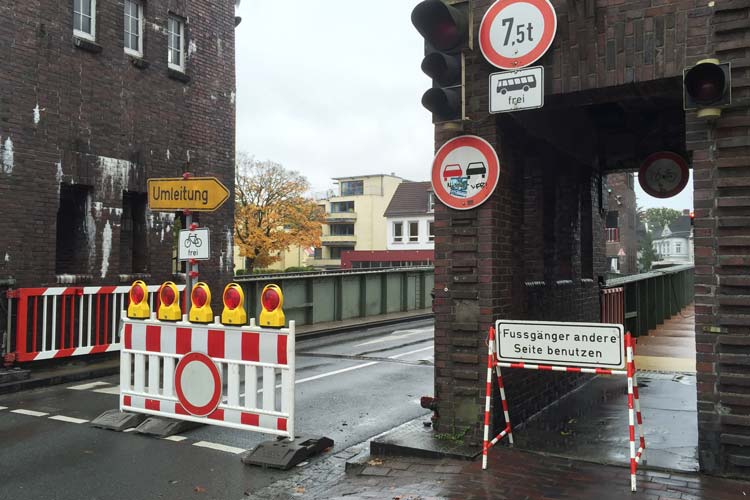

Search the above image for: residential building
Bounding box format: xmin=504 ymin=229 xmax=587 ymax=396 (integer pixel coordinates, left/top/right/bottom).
xmin=340 ymin=181 xmax=435 ymax=269
xmin=313 ymin=175 xmax=403 ymax=268
xmin=652 ymin=212 xmax=694 ymax=266
xmin=0 ymin=1 xmax=236 ymax=305
xmin=233 ymin=244 xmax=310 ymax=273
xmin=605 ymin=173 xmax=638 ymax=274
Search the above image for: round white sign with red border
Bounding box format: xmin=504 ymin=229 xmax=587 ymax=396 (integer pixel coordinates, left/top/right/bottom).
xmin=175 ymin=352 xmax=222 ymax=417
xmin=430 ymin=135 xmax=500 ymax=210
xmin=479 ymin=0 xmax=558 ymax=70
xmin=638 ymin=152 xmax=690 ymax=199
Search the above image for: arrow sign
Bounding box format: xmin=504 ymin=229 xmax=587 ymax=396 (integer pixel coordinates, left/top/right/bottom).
xmin=148 ymin=177 xmax=230 ymax=212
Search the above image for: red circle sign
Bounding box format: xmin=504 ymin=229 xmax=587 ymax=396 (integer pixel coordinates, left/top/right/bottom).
xmin=174 ymin=352 xmax=222 ymax=417
xmin=430 ymin=135 xmax=500 ymax=210
xmin=638 ymin=152 xmax=690 ymax=199
xmin=479 ymin=0 xmax=558 ymax=70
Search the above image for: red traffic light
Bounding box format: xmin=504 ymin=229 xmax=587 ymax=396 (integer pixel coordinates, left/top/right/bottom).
xmin=192 ymin=285 xmax=208 ymax=308
xmin=160 ymin=285 xmax=176 ymax=306
xmin=261 ymin=288 xmax=280 ymax=311
xmin=685 ymin=62 xmax=726 ymax=105
xmin=223 ymin=286 xmax=242 ymax=310
xmin=411 ymin=0 xmax=469 ymax=53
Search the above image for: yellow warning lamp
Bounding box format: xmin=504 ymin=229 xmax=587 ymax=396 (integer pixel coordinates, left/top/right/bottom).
xmin=158 ymin=281 xmax=182 ymax=321
xmin=221 ymin=283 xmax=247 ymax=326
xmin=189 ymin=282 xmax=214 ymax=324
xmin=259 ymin=284 xmax=285 ymax=328
xmin=127 ymin=280 xmax=150 ymax=319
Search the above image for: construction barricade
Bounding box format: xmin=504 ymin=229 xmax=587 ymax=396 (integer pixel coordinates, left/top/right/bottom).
xmin=5 ymin=284 xmax=185 ymax=362
xmin=120 ymin=315 xmax=295 ymax=439
xmin=482 ymin=320 xmax=645 ymax=492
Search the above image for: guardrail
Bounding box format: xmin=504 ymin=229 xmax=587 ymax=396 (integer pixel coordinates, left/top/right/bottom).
xmin=233 ymin=266 xmax=434 ymax=327
xmin=601 ymin=264 xmax=694 ymax=337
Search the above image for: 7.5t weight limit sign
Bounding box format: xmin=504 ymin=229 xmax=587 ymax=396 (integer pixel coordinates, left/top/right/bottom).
xmin=479 ymin=0 xmax=557 ymax=70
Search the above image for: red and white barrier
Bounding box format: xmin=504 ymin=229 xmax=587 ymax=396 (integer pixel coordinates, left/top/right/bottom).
xmin=482 ymin=326 xmax=646 ymax=492
xmin=120 ymin=315 xmax=295 ymax=439
xmin=6 ymin=285 xmax=185 ymax=362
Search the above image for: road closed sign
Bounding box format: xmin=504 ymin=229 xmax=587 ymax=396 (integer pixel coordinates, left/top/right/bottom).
xmin=430 ymin=135 xmax=500 ymax=211
xmin=479 ymin=0 xmax=557 ymax=70
xmin=495 ymin=320 xmax=625 ymax=369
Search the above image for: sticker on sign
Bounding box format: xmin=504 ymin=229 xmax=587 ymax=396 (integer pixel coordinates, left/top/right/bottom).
xmin=495 ymin=320 xmax=624 ymax=369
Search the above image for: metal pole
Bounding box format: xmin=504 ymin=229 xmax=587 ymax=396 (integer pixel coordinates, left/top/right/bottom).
xmin=185 ymin=211 xmax=192 ymax=314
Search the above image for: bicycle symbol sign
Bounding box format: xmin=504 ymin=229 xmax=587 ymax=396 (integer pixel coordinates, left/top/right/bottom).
xmin=179 ymin=228 xmax=210 ymax=261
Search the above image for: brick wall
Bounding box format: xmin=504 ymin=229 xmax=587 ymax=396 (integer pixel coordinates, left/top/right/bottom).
xmin=432 ymin=0 xmax=750 ymax=477
xmin=605 ymin=173 xmax=638 ymax=274
xmin=0 ymin=0 xmax=235 ymax=310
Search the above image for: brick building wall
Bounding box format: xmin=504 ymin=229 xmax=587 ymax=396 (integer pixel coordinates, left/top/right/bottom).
xmin=605 ymin=173 xmax=638 ymax=274
xmin=0 ymin=1 xmax=236 ymax=311
xmin=433 ymin=0 xmax=749 ymax=477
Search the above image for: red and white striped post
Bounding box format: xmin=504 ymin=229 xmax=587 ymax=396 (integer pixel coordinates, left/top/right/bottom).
xmin=482 ymin=327 xmax=513 ymax=470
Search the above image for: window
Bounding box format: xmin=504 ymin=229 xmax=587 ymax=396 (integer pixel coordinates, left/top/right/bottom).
xmin=168 ymin=16 xmax=185 ymax=71
xmin=330 ymin=246 xmax=354 ymax=259
xmin=120 ymin=192 xmax=149 ymax=274
xmin=73 ymin=0 xmax=96 ymax=40
xmin=428 ymin=221 xmax=435 ymax=242
xmin=124 ymin=1 xmax=143 ymax=57
xmin=409 ymin=222 xmax=419 ymax=242
xmin=56 ymin=184 xmax=93 ymax=274
xmin=428 ymin=192 xmax=435 ymax=212
xmin=330 ymin=224 xmax=354 ymax=236
xmin=608 ymin=257 xmax=619 ymax=272
xmin=675 ymin=242 xmax=682 ymax=254
xmin=330 ymin=201 xmax=354 ymax=213
xmin=606 ymin=210 xmax=618 ymax=229
xmin=393 ymin=222 xmax=403 ymax=243
xmin=340 ymin=180 xmax=363 ymax=196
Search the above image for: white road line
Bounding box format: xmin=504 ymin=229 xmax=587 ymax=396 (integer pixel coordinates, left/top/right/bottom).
xmin=68 ymin=381 xmax=111 ymax=391
xmin=123 ymin=428 xmax=137 ymax=433
xmin=49 ymin=415 xmax=89 ymax=424
xmin=192 ymin=441 xmax=245 ymax=454
xmin=11 ymin=409 xmax=49 ymax=417
xmin=93 ymin=386 xmax=121 ymax=395
xmin=163 ymin=435 xmax=188 ymax=442
xmin=0 ymin=406 xmax=7 ymax=411
xmin=355 ymin=328 xmax=432 ymax=347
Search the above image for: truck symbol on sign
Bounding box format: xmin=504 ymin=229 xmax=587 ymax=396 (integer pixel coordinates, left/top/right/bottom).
xmin=496 ymin=74 xmax=537 ymax=94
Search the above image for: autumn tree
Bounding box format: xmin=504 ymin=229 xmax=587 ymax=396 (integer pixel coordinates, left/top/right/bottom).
xmin=234 ymin=154 xmax=324 ymax=272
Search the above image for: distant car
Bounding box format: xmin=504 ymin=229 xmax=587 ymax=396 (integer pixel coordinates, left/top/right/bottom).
xmin=443 ymin=164 xmax=463 ymax=181
xmin=466 ymin=162 xmax=486 ymax=179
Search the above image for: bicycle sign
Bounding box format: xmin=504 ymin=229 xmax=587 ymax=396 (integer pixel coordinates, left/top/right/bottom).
xmin=179 ymin=228 xmax=210 ymax=261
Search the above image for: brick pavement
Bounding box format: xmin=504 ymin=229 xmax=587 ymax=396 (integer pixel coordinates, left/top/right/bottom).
xmin=246 ymin=446 xmax=750 ymax=500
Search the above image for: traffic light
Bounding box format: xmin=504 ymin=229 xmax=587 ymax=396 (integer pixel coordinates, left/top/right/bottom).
xmin=221 ymin=283 xmax=247 ymax=326
xmin=127 ymin=280 xmax=150 ymax=319
xmin=690 ymin=211 xmax=695 ymax=226
xmin=189 ymin=282 xmax=214 ymax=324
xmin=412 ymin=0 xmax=470 ymax=123
xmin=684 ymin=59 xmax=731 ymax=119
xmin=158 ymin=281 xmax=182 ymax=321
xmin=259 ymin=284 xmax=285 ymax=328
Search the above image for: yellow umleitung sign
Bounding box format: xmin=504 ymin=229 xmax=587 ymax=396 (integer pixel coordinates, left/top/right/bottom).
xmin=148 ymin=177 xmax=230 ymax=212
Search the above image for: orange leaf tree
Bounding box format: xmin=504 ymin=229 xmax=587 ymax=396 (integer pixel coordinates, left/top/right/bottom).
xmin=234 ymin=154 xmax=324 ymax=272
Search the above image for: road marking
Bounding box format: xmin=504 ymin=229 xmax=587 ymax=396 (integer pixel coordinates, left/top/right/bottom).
xmin=49 ymin=415 xmax=89 ymax=424
xmin=193 ymin=441 xmax=245 ymax=454
xmin=68 ymin=381 xmax=111 ymax=391
xmin=123 ymin=428 xmax=137 ymax=433
xmin=355 ymin=328 xmax=433 ymax=347
xmin=12 ymin=409 xmax=49 ymax=417
xmin=163 ymin=435 xmax=188 ymax=442
xmin=93 ymin=386 xmax=121 ymax=395
xmin=0 ymin=406 xmax=7 ymax=411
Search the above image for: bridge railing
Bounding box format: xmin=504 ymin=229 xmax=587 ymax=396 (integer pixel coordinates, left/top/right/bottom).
xmin=601 ymin=264 xmax=694 ymax=337
xmin=234 ymin=266 xmax=434 ymax=327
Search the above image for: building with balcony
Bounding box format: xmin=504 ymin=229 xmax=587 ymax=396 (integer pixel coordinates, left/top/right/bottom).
xmin=313 ymin=174 xmax=403 ymax=268
xmin=605 ymin=173 xmax=637 ymax=274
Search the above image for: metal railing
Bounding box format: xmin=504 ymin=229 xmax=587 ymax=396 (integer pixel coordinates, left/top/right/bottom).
xmin=601 ymin=264 xmax=694 ymax=337
xmin=234 ymin=266 xmax=434 ymax=327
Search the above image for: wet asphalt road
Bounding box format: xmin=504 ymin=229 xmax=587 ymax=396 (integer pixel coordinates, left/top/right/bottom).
xmin=0 ymin=319 xmax=434 ymax=500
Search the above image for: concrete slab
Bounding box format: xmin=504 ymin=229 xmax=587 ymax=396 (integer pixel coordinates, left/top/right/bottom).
xmin=370 ymin=415 xmax=479 ymax=460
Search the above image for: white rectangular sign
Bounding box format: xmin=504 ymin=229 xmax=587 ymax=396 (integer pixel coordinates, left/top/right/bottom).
xmin=495 ymin=320 xmax=625 ymax=369
xmin=178 ymin=228 xmax=210 ymax=261
xmin=489 ymin=66 xmax=544 ymax=114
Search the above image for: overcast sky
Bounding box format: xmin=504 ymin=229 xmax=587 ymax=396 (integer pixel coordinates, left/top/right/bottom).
xmin=234 ymin=1 xmax=693 ymax=210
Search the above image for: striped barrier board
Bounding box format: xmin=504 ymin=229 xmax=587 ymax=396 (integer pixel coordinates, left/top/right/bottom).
xmin=482 ymin=321 xmax=645 ymax=492
xmin=120 ymin=315 xmax=295 ymax=439
xmin=6 ymin=285 xmax=186 ymax=362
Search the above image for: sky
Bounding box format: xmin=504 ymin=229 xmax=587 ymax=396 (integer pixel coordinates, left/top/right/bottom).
xmin=635 ymin=173 xmax=693 ymax=211
xmin=234 ymin=1 xmax=693 ymax=210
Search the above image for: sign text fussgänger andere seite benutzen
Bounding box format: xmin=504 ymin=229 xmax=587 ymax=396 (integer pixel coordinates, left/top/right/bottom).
xmin=494 ymin=320 xmax=625 ymax=369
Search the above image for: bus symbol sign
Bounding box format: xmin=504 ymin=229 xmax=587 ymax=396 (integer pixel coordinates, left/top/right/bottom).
xmin=489 ymin=66 xmax=544 ymax=114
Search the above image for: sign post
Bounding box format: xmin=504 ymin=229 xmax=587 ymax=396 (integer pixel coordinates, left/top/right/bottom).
xmin=481 ymin=320 xmax=646 ymax=492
